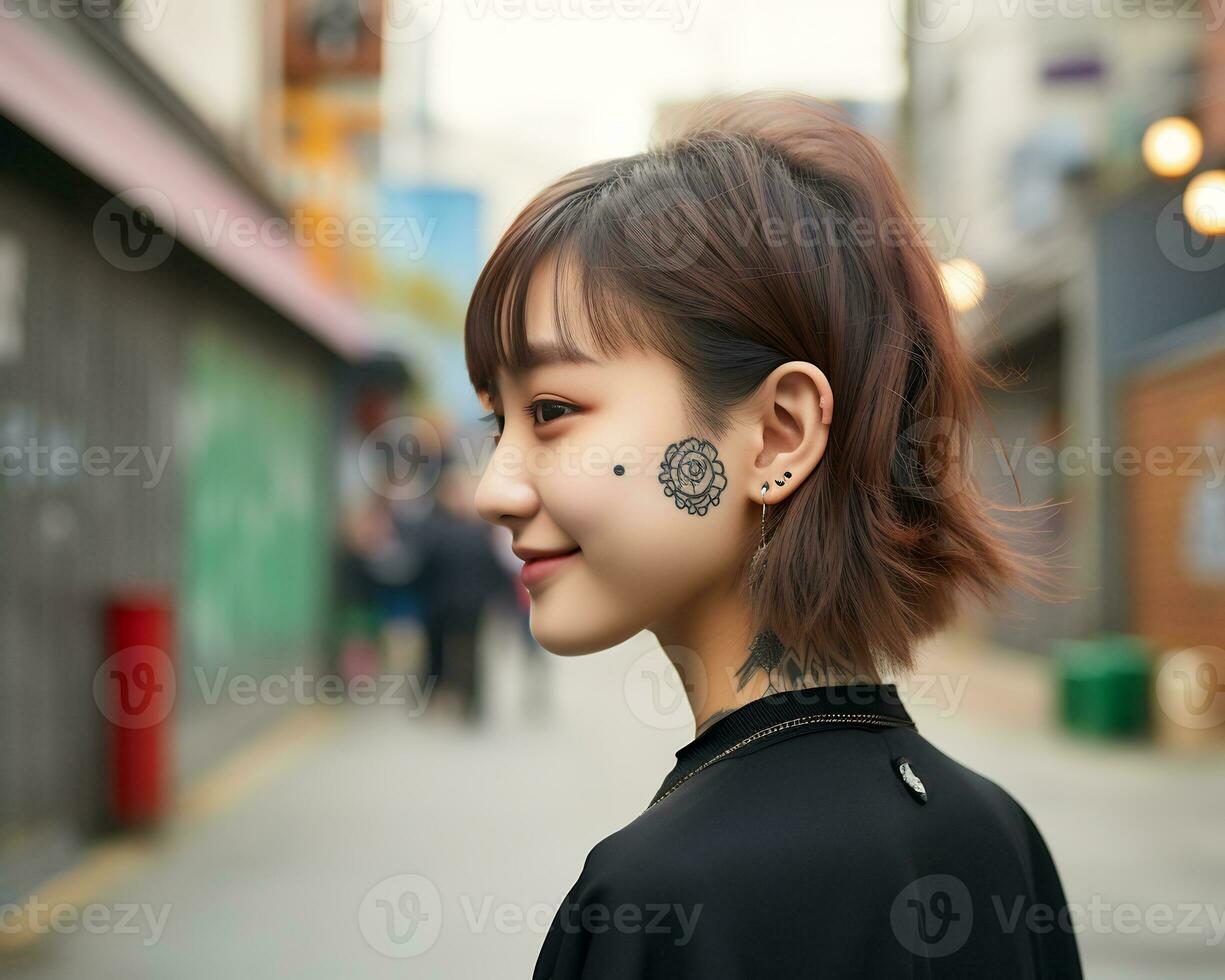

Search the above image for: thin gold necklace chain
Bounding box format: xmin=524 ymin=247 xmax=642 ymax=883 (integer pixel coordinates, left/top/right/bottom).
xmin=643 ymin=712 xmax=910 ymax=814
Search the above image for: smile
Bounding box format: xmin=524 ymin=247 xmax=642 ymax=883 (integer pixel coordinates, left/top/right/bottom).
xmin=519 ymin=548 xmax=581 ymax=590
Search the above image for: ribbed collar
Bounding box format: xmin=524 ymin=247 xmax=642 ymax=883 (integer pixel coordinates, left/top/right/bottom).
xmin=670 ymin=682 xmax=916 ymax=776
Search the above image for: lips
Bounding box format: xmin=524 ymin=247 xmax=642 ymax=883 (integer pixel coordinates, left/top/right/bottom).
xmin=518 ymin=547 xmax=580 ymax=590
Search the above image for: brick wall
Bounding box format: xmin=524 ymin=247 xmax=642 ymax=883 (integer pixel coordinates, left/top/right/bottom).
xmin=1124 ymin=347 xmax=1225 ymax=652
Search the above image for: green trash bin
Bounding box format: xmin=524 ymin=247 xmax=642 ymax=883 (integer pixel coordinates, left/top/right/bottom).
xmin=1054 ymin=634 xmax=1150 ymax=738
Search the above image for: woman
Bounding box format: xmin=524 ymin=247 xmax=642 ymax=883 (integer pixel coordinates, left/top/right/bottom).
xmin=465 ymin=91 xmax=1082 ymax=978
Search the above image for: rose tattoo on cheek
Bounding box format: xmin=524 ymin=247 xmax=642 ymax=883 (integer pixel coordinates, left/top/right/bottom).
xmin=659 ymin=437 xmax=728 ymax=516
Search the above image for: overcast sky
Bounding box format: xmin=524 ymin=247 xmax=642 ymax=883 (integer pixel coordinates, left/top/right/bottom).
xmin=410 ymin=0 xmax=906 ymax=168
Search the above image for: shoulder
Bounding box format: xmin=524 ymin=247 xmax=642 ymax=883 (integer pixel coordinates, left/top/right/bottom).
xmin=563 ymin=821 xmax=705 ymax=908
xmin=902 ymin=733 xmax=1063 ymax=857
xmin=532 ymin=828 xmax=714 ymax=979
xmin=536 ymin=732 xmax=1080 ymax=978
xmin=586 ymin=726 xmax=1065 ymax=895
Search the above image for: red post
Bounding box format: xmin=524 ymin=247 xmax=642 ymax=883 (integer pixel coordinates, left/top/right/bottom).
xmin=101 ymin=591 xmax=176 ymax=828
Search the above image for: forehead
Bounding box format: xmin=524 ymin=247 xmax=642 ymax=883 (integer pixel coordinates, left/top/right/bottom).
xmin=485 ymin=254 xmax=601 ymax=402
xmin=521 ymin=250 xmax=593 ymax=349
xmin=523 ymin=253 xmax=562 ymax=348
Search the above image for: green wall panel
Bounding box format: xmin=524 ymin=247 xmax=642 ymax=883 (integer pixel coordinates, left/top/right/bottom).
xmin=181 ymin=328 xmax=332 ymax=672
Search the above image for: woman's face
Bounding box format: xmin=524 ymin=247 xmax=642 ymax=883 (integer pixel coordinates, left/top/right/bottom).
xmin=474 ymin=260 xmax=758 ymax=655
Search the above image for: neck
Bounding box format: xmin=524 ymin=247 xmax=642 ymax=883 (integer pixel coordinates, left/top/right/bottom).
xmin=649 ymin=576 xmax=771 ymax=738
xmin=650 ymin=577 xmax=883 ymax=739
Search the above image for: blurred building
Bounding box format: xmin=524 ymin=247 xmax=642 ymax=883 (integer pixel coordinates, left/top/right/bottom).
xmin=904 ymin=6 xmax=1225 ymax=656
xmin=0 ymin=8 xmax=373 ymax=898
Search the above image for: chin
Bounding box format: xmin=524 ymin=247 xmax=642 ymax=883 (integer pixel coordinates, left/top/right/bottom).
xmin=528 ymin=599 xmax=642 ymax=656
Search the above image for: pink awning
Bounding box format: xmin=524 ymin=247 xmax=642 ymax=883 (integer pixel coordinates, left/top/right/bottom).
xmin=0 ymin=18 xmax=372 ymax=358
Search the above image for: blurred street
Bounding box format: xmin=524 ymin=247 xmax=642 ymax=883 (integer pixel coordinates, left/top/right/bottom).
xmin=4 ymin=633 xmax=1223 ymax=980
xmin=3 ymin=3 xmax=1225 ymax=977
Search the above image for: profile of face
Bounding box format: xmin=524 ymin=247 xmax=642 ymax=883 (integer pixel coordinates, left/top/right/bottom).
xmin=474 ymin=255 xmax=831 ymax=657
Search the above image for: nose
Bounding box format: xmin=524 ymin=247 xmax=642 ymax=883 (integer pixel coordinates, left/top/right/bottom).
xmin=474 ymin=436 xmax=540 ymax=529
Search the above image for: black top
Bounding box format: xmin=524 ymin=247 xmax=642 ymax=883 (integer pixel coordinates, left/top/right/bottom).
xmin=533 ymin=683 xmax=1083 ymax=979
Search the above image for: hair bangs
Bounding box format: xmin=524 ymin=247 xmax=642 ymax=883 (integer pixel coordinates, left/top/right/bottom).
xmin=465 ymin=177 xmax=681 ymax=404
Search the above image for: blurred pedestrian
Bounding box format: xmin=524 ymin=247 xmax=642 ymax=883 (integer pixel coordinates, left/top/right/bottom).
xmin=416 ymin=453 xmax=516 ymax=723
xmin=490 ymin=523 xmax=551 ymax=719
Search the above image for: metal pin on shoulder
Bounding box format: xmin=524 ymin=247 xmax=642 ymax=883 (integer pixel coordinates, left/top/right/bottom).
xmin=894 ymin=755 xmax=928 ymax=804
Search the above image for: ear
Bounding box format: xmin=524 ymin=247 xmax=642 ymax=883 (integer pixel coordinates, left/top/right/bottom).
xmin=744 ymin=361 xmax=833 ymax=505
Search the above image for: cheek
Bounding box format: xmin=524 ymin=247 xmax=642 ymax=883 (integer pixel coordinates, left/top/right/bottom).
xmin=541 ymin=452 xmax=745 ymax=591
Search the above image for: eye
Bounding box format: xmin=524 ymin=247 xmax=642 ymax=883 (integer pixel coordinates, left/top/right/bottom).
xmin=523 ymin=399 xmax=578 ymax=426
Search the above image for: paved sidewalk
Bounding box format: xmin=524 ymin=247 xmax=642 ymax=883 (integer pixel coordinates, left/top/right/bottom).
xmin=3 ymin=634 xmax=1222 ymax=978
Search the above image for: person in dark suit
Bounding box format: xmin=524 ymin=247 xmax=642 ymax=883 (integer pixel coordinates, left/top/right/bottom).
xmin=415 ymin=452 xmax=515 ymax=723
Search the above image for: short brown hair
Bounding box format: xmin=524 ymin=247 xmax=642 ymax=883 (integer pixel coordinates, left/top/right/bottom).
xmin=465 ymin=90 xmax=1061 ymax=684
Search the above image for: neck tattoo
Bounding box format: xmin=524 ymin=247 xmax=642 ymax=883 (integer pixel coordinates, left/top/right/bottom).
xmin=695 ymin=706 xmax=736 ymax=737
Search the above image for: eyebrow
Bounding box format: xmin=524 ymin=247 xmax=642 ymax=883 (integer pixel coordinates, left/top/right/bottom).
xmin=486 ymin=341 xmax=600 ymax=401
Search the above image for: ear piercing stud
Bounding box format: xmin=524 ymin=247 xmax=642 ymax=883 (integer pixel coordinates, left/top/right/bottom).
xmin=760 ymin=471 xmax=792 ymax=498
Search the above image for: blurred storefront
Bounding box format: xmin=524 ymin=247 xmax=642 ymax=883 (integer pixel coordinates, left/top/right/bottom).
xmin=0 ymin=10 xmax=371 ymax=899
xmin=905 ymin=4 xmax=1225 ymax=662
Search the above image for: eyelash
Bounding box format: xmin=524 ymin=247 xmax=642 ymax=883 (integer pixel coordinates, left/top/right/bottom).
xmin=521 ymin=399 xmax=578 ymax=425
xmin=480 ymin=399 xmax=577 ymax=436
